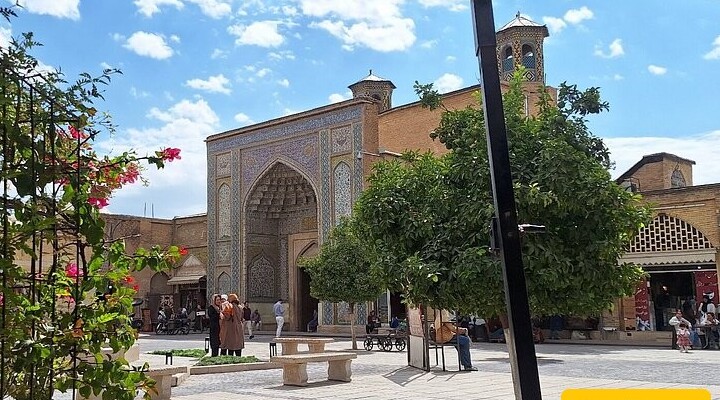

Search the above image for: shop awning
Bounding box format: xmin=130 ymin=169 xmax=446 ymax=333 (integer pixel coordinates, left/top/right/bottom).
xmin=166 ymin=275 xmax=205 ymax=285
xmin=620 ymin=248 xmax=716 ymax=267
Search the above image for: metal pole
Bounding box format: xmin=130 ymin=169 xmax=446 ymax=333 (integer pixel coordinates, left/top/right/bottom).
xmin=471 ymin=1 xmax=542 ymax=399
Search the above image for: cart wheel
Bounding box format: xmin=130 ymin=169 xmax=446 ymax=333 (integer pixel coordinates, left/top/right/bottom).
xmin=363 ymin=337 xmax=374 ymax=351
xmin=395 ymin=338 xmax=406 ymax=351
xmin=181 ymin=326 xmax=190 ymax=335
xmin=380 ymin=337 xmax=393 ymax=352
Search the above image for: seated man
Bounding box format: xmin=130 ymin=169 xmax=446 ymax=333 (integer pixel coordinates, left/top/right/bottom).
xmin=434 ymin=310 xmax=477 ymax=371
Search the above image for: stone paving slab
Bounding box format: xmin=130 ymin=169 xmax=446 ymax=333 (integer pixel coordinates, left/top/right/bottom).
xmin=130 ymin=334 xmax=720 ymax=400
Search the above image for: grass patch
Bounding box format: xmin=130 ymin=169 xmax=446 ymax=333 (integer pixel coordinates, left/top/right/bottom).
xmin=195 ymin=355 xmax=261 ymax=366
xmin=149 ymin=349 xmax=207 ymax=358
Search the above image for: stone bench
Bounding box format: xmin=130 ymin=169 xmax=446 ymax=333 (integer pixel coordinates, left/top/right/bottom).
xmin=74 ymin=365 xmax=188 ymax=400
xmin=272 ymin=337 xmax=335 ymax=355
xmin=144 ymin=365 xmax=189 ymax=400
xmin=270 ymin=352 xmax=357 ymax=387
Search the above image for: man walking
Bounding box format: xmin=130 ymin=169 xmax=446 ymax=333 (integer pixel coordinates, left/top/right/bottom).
xmin=243 ymin=301 xmax=254 ymax=339
xmin=274 ymin=299 xmax=285 ymax=337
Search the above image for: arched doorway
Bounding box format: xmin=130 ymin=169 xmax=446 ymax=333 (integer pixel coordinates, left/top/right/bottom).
xmin=244 ymin=161 xmax=319 ymax=331
xmin=148 ymin=272 xmax=171 ymax=323
xmin=297 ymin=243 xmax=319 ymax=332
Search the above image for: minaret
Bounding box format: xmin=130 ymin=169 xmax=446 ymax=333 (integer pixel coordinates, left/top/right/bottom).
xmin=496 ymin=12 xmax=549 ymax=83
xmin=348 ymin=70 xmax=396 ymax=112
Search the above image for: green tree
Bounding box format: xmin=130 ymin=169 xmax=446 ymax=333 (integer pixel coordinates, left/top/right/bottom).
xmin=299 ymin=218 xmax=385 ymax=349
xmin=353 ymin=72 xmax=651 ymax=318
xmin=0 ymin=17 xmax=182 ymax=400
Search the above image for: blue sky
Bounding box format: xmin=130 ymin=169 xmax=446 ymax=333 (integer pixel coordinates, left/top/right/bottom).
xmin=4 ymin=0 xmax=720 ymax=218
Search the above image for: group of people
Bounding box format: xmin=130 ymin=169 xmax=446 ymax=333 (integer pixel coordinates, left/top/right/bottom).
xmin=670 ymin=293 xmax=718 ymax=352
xmin=206 ymin=294 xmax=263 ymax=357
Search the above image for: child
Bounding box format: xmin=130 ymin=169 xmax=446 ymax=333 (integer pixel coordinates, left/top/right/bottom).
xmin=677 ymin=322 xmax=691 ymax=353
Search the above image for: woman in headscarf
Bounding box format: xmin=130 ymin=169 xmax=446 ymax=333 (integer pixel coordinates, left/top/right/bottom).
xmin=219 ymin=293 xmax=245 ymax=356
xmin=207 ymin=294 xmax=222 ymax=356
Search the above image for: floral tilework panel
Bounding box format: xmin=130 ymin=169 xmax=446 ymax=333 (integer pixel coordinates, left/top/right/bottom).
xmin=217 ymin=184 xmax=231 ymax=239
xmin=216 ymin=153 xmax=231 ymax=176
xmin=331 ymin=126 xmax=351 ymax=153
xmin=333 ymin=162 xmax=351 ymax=225
xmin=248 ymin=255 xmax=276 ymax=299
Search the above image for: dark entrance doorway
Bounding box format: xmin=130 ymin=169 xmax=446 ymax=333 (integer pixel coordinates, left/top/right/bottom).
xmin=390 ymin=292 xmax=405 ymax=319
xmin=297 ymin=243 xmax=319 ymax=331
xmin=649 ymin=271 xmax=694 ymax=331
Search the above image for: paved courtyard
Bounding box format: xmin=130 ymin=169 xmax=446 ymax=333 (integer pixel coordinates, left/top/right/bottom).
xmin=132 ymin=333 xmax=720 ymax=399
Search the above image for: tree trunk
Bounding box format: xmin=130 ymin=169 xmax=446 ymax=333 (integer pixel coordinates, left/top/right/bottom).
xmin=349 ymin=302 xmax=357 ymax=350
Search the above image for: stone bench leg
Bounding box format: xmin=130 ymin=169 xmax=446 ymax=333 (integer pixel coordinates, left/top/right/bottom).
xmin=308 ymin=343 xmax=326 ymax=353
xmin=282 ymin=363 xmax=308 ymax=387
xmin=149 ymin=374 xmax=173 ymax=400
xmin=327 ymin=359 xmax=352 ymax=382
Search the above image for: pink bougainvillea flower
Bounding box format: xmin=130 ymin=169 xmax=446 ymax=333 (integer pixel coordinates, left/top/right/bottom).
xmin=132 ymin=285 xmax=140 ymax=292
xmin=123 ymin=276 xmax=135 ymax=285
xmin=179 ymin=246 xmax=188 ymax=256
xmin=161 ymin=148 xmax=181 ymax=162
xmin=65 ymin=263 xmax=79 ymax=278
xmin=119 ymin=163 xmax=140 ymax=185
xmin=0 ymin=293 xmax=4 ymax=306
xmin=88 ymin=197 xmax=109 ymax=208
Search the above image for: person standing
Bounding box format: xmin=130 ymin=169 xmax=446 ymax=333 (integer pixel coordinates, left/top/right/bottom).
xmin=219 ymin=294 xmax=245 ymax=356
xmin=243 ymin=301 xmax=254 ymax=339
xmin=274 ymin=299 xmax=285 ymax=337
xmin=207 ymin=294 xmax=222 ymax=357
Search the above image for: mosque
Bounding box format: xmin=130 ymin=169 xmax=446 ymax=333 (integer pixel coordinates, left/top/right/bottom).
xmin=117 ymin=13 xmax=719 ymax=338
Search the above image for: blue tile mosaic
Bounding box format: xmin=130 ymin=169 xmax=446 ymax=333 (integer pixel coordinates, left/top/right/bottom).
xmin=208 ymin=107 xmax=362 ymax=154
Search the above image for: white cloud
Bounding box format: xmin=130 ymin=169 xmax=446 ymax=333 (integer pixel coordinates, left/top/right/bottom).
xmin=234 ymin=113 xmax=254 ymax=125
xmin=134 ymin=0 xmax=184 ymax=17
xmin=607 ymin=131 xmax=720 ymax=186
xmin=433 ymin=73 xmax=463 ymax=93
xmin=301 ymin=0 xmax=416 ymax=52
xmin=123 ymin=31 xmax=174 ymax=60
xmin=187 ymin=0 xmax=232 ymax=19
xmin=210 ymin=48 xmax=228 ymax=59
xmin=185 ymin=74 xmax=232 ymax=94
xmin=282 ymin=5 xmax=298 ymax=16
xmin=703 ymin=35 xmax=720 ymax=60
xmin=277 ymin=78 xmax=290 ymax=87
xmin=228 ymin=21 xmax=284 ymax=47
xmin=648 ymin=65 xmax=667 ymax=75
xmin=256 ymin=68 xmax=271 ymax=77
xmin=594 ymin=38 xmax=624 ymax=58
xmin=417 ymin=0 xmax=467 ymax=11
xmin=98 ymin=98 xmax=219 ymax=217
xmin=111 ymin=33 xmax=125 ymax=42
xmin=16 ymin=0 xmax=80 ymax=20
xmin=445 ymin=55 xmax=456 ymax=63
xmin=169 ymin=34 xmax=181 ymax=43
xmin=420 ymin=40 xmax=437 ymax=49
xmin=563 ymin=6 xmax=594 ymax=24
xmin=130 ymin=86 xmax=150 ymax=98
xmin=328 ymin=91 xmax=352 ymax=103
xmin=0 ymin=26 xmax=12 ymax=48
xmin=269 ymin=50 xmax=296 ymax=60
xmin=542 ymin=16 xmax=567 ymax=34
xmin=100 ymin=61 xmax=114 ymax=70
xmin=613 ymin=74 xmax=624 ymax=81
xmin=543 ymin=6 xmax=593 ymax=34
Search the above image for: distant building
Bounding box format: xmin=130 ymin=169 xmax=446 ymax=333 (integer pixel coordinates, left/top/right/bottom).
xmin=613 ymin=153 xmax=719 ymax=333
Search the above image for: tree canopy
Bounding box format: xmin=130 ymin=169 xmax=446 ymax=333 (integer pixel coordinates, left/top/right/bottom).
xmin=353 ymin=73 xmax=651 ymax=317
xmin=299 ymin=218 xmax=385 ymax=348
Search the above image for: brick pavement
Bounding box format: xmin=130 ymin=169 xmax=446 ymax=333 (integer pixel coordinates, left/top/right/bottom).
xmin=128 ymin=334 xmax=720 ymax=400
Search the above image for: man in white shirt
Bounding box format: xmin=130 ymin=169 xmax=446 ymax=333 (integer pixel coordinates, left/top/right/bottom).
xmin=669 ymin=309 xmax=698 ymax=349
xmin=273 ymin=299 xmax=285 ymax=337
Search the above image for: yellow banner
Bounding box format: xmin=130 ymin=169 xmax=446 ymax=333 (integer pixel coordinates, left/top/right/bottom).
xmin=562 ymin=389 xmax=710 ymax=399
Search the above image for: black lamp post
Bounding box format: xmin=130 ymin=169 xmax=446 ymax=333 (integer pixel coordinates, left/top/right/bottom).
xmin=471 ymin=1 xmax=542 ymax=398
